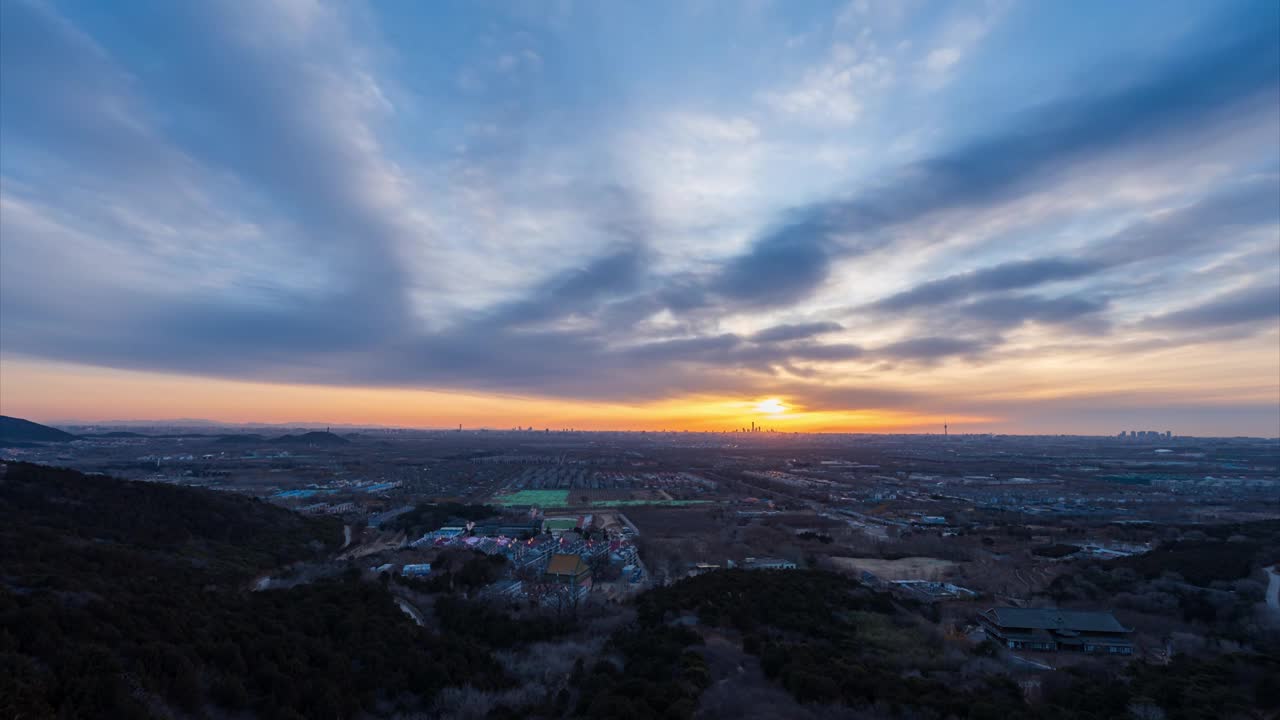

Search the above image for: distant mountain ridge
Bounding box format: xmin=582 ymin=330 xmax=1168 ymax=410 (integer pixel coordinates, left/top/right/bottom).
xmin=0 ymin=416 xmax=77 ymax=444
xmin=268 ymin=431 xmax=350 ymax=446
xmin=80 ymin=431 xmax=149 ymax=438
xmin=214 ymin=433 xmax=266 ymax=444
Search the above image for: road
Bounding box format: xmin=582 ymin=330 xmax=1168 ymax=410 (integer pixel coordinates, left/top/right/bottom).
xmin=394 ymin=597 xmax=425 ymax=627
xmin=1266 ymin=565 xmax=1280 ymax=615
xmin=1008 ymin=654 xmax=1054 ymax=671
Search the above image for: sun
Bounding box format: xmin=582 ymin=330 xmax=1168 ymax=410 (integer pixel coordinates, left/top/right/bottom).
xmin=754 ymin=398 xmax=787 ymax=414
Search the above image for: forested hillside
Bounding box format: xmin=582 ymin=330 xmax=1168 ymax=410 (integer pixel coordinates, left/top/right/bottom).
xmin=1 ymin=463 xmax=1275 ymax=719
xmin=0 ymin=463 xmax=507 ymax=718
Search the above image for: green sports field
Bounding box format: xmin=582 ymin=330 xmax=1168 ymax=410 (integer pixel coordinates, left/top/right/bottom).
xmin=492 ymin=489 xmax=571 ymax=507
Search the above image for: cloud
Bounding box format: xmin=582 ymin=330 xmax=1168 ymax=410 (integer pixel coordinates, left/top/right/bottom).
xmin=1093 ymin=174 xmax=1280 ymax=266
xmin=855 ymin=172 xmax=1278 ymax=352
xmin=916 ymin=0 xmax=1011 ymax=89
xmin=711 ymin=210 xmax=836 ymax=306
xmin=1142 ymin=284 xmax=1280 ymax=331
xmin=870 ymin=258 xmax=1102 ymax=311
xmin=876 ymin=336 xmax=994 ymax=361
xmin=760 ymin=42 xmax=891 ymax=125
xmin=959 ymin=294 xmax=1110 ymax=333
xmin=1 ymin=0 xmax=1277 ymax=430
xmin=749 ymin=321 xmax=844 ymax=343
xmin=708 ymin=5 xmax=1279 ymax=310
xmin=0 ymin=1 xmax=183 ymax=181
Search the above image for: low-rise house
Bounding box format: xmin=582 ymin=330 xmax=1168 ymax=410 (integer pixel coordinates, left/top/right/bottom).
xmin=487 ymin=579 xmax=523 ymax=598
xmin=544 ymin=553 xmax=592 ymax=590
xmin=687 ymin=562 xmax=722 ymax=577
xmin=401 ymin=563 xmax=433 ymax=577
xmin=474 ymin=519 xmax=541 ymax=538
xmin=892 ymin=580 xmax=977 ymax=601
xmin=742 ymin=557 xmax=798 ymax=570
xmin=367 ymin=504 xmax=414 ymax=528
xmin=978 ymin=607 xmax=1134 ymax=654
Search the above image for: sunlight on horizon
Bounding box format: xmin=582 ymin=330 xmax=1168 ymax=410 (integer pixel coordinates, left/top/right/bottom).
xmin=754 ymin=398 xmax=787 ymax=414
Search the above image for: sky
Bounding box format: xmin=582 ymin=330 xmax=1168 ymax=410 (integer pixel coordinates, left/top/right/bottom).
xmin=1 ymin=0 xmax=1278 ymax=436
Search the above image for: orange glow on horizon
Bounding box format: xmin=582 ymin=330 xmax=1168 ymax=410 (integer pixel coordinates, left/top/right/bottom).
xmin=754 ymin=397 xmax=787 ymax=414
xmin=0 ymin=357 xmax=982 ymax=433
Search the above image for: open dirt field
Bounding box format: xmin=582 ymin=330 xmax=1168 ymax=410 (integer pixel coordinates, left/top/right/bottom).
xmin=625 ymin=506 xmax=724 ymax=538
xmin=829 ymin=556 xmax=964 ymax=581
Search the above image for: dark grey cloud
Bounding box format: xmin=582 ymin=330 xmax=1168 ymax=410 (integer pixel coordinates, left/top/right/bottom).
xmin=1143 ymin=284 xmax=1280 ymax=330
xmin=749 ymin=321 xmax=844 ymax=343
xmin=783 ymin=343 xmax=863 ymax=362
xmin=868 ymin=174 xmax=1279 ymax=315
xmin=960 ymin=294 xmax=1110 ymax=331
xmin=854 ymin=172 xmax=1279 ymax=359
xmin=484 ymin=245 xmax=648 ymax=329
xmin=876 ymin=336 xmax=995 ymax=361
xmin=711 ymin=211 xmax=835 ymax=306
xmin=872 ymin=259 xmax=1102 ymax=311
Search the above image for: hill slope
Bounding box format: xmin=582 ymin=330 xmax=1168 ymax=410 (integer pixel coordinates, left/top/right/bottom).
xmin=0 ymin=415 xmax=77 ymax=443
xmin=0 ymin=463 xmax=509 ymax=719
xmin=269 ymin=430 xmax=350 ymax=445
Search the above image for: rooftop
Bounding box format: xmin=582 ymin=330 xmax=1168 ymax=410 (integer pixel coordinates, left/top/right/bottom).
xmin=545 ymin=553 xmax=589 ymax=577
xmin=984 ymin=607 xmax=1130 ymax=634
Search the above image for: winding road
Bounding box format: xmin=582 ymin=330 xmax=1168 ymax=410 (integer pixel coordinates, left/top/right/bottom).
xmin=394 ymin=597 xmax=425 ymax=627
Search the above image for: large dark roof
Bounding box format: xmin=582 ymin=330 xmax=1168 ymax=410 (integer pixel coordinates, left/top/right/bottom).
xmin=545 ymin=553 xmax=589 ymax=577
xmin=984 ymin=607 xmax=1129 ymax=633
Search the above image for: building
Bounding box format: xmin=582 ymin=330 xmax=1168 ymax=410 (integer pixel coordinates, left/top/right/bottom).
xmin=473 ymin=519 xmax=541 ymax=538
xmin=487 ymin=579 xmax=524 ymax=598
xmin=892 ymin=580 xmax=977 ymax=601
xmin=544 ymin=553 xmax=592 ymax=590
xmin=978 ymin=607 xmax=1133 ymax=654
xmin=742 ymin=557 xmax=798 ymax=570
xmin=367 ymin=504 xmax=414 ymax=529
xmin=401 ymin=563 xmax=433 ymax=577
xmin=686 ymin=562 xmax=722 ymax=577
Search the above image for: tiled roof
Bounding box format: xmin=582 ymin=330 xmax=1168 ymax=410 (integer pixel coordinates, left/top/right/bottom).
xmin=985 ymin=607 xmax=1129 ymax=633
xmin=546 ymin=553 xmax=588 ymax=576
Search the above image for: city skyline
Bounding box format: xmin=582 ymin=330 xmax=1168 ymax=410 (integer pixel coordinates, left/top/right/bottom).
xmin=2 ymin=0 xmax=1279 ymax=436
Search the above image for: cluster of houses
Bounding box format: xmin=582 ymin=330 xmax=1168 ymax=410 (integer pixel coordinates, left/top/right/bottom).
xmin=385 ymin=511 xmax=645 ymax=604
xmin=686 ymin=557 xmax=798 ymax=577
